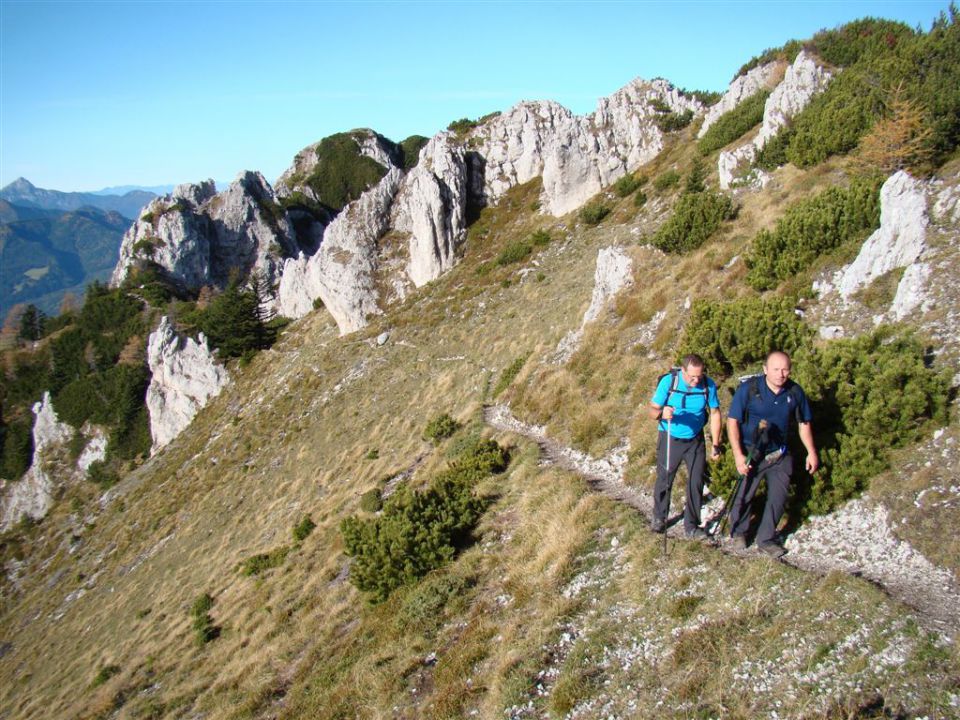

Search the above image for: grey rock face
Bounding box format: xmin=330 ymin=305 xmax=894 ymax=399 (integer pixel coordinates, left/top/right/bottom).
xmin=837 ymin=171 xmax=928 ymax=298
xmin=146 ymin=316 xmax=230 ymax=453
xmin=392 ymin=135 xmax=471 ymax=287
xmin=0 ymin=393 xmax=73 ymax=531
xmin=276 ymin=168 xmax=405 ymax=332
xmin=475 ymin=79 xmax=701 ymax=216
xmin=112 ymin=173 xmax=297 ymax=291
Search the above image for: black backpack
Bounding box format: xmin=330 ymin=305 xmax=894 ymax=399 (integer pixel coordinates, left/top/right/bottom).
xmin=658 ymin=368 xmax=710 ymax=420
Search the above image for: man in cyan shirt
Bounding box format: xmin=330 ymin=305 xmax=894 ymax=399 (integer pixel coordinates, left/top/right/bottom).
xmin=648 ymin=353 xmax=722 ymax=539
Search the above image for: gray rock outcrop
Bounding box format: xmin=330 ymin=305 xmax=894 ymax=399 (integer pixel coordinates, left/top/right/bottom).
xmin=276 ymin=168 xmax=405 ymax=332
xmin=475 ymin=79 xmax=701 ymax=216
xmin=111 ymin=172 xmax=298 ymax=291
xmin=718 ymin=51 xmax=833 ymax=189
xmin=555 ymin=246 xmax=634 ymax=363
xmin=0 ymin=393 xmax=73 ymax=531
xmin=836 ymin=171 xmax=928 ymax=298
xmin=146 ymin=316 xmax=230 ymax=453
xmin=697 ymin=62 xmax=782 ymax=139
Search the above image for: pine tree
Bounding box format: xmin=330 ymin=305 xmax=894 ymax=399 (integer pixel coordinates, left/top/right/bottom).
xmin=18 ymin=305 xmax=45 ymax=342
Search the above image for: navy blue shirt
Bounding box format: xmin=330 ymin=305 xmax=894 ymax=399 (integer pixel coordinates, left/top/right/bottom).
xmin=728 ymin=377 xmax=812 ymax=450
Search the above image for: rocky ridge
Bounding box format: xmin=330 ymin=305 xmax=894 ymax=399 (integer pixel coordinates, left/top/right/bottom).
xmin=697 ymin=61 xmax=782 ymax=139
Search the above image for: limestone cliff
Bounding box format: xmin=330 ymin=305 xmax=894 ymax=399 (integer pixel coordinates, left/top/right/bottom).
xmin=146 ymin=316 xmax=230 ymax=453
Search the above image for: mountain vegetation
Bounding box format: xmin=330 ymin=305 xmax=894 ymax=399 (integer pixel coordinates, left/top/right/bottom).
xmin=1 ymin=9 xmax=960 ymax=720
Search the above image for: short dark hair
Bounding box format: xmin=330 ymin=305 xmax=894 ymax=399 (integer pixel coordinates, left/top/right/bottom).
xmin=681 ymin=353 xmax=705 ymax=369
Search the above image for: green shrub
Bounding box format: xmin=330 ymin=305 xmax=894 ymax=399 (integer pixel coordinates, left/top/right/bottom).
xmin=292 ymin=515 xmax=316 ymax=543
xmin=655 ymin=110 xmax=694 ymax=132
xmin=653 ymin=170 xmax=681 ymax=191
xmin=745 ymin=177 xmax=882 ymax=291
xmin=423 ymin=413 xmax=462 ymax=444
xmin=399 ymin=135 xmax=429 ymax=170
xmin=756 ymin=14 xmax=960 ymax=171
xmin=87 ymin=461 xmax=120 ymax=489
xmin=447 ymin=118 xmax=479 ymax=136
xmin=685 ymin=158 xmax=708 ymax=194
xmin=734 ymin=40 xmax=803 ymax=79
xmin=530 ymin=229 xmax=551 ymax=246
xmin=698 ymin=90 xmax=771 ymax=155
xmin=396 ymin=572 xmax=474 ymax=634
xmin=359 ymin=488 xmax=383 ymax=513
xmin=496 ymin=240 xmax=533 ymax=266
xmin=364 ymin=448 xmax=379 ymax=460
xmin=190 ymin=593 xmax=220 ymax=645
xmin=0 ymin=418 xmax=33 ymax=480
xmin=678 ymin=296 xmax=813 ymax=377
xmin=633 ymin=190 xmax=648 ymax=208
xmin=684 ymin=89 xmax=723 ymax=106
xmin=494 ymin=355 xmax=528 ymax=397
xmin=651 ymin=190 xmax=734 ymax=253
xmin=340 ymin=440 xmax=509 ymax=603
xmin=792 ymin=329 xmax=948 ymax=516
xmin=303 ymin=132 xmax=389 ymax=213
xmin=239 ymin=546 xmax=290 ymax=576
xmin=91 ymin=664 xmax=121 ymax=688
xmin=754 ymin=128 xmax=793 ymax=170
xmin=578 ymin=203 xmax=611 ymax=226
xmin=613 ymin=173 xmax=643 ymax=197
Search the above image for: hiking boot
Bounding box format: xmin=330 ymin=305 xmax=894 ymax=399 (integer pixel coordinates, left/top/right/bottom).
xmin=684 ymin=527 xmax=709 ymax=541
xmin=729 ymin=535 xmax=747 ymax=550
xmin=650 ymin=518 xmax=666 ymax=534
xmin=758 ymin=541 xmax=786 ymax=558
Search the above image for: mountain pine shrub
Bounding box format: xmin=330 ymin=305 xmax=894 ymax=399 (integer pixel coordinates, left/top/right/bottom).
xmin=653 ymin=170 xmax=681 ymax=191
xmin=578 ymin=203 xmax=611 ymax=226
xmin=190 ymin=593 xmax=220 ymax=645
xmin=0 ymin=418 xmax=33 ymax=480
xmin=292 ymin=515 xmax=316 ymax=544
xmin=494 ymin=355 xmax=528 ymax=397
xmin=496 ymin=240 xmax=533 ymax=266
xmin=697 ymin=90 xmax=771 ymax=155
xmin=613 ymin=172 xmax=645 ymax=197
xmin=340 ymin=439 xmax=509 ymax=603
xmin=745 ymin=177 xmax=882 ymax=291
xmin=655 ymin=109 xmax=694 ymax=132
xmin=399 ymin=135 xmax=429 ymax=169
xmin=423 ymin=413 xmax=462 ymax=444
xmin=239 ymin=546 xmax=290 ymax=576
xmin=678 ymin=296 xmax=813 ymax=377
xmin=650 ymin=190 xmax=735 ymax=253
xmin=305 ymin=132 xmax=389 ymax=213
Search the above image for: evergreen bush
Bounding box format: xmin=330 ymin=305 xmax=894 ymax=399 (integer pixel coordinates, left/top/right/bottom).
xmin=653 ymin=170 xmax=681 ymax=191
xmin=496 ymin=240 xmax=533 ymax=266
xmin=239 ymin=546 xmax=290 ymax=576
xmin=304 ymin=132 xmax=389 ymax=213
xmin=0 ymin=418 xmax=33 ymax=480
xmin=578 ymin=203 xmax=611 ymax=226
xmin=494 ymin=355 xmax=527 ymax=397
xmin=423 ymin=413 xmax=461 ymax=444
xmin=340 ymin=439 xmax=509 ymax=603
xmin=745 ymin=177 xmax=882 ymax=291
xmin=650 ymin=190 xmax=734 ymax=253
xmin=613 ymin=173 xmax=644 ymax=198
xmin=190 ymin=593 xmax=220 ymax=645
xmin=292 ymin=515 xmax=316 ymax=543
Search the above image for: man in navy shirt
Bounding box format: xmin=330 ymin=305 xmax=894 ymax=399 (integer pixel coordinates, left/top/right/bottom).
xmin=648 ymin=353 xmax=722 ymax=539
xmin=726 ymin=350 xmax=819 ymax=557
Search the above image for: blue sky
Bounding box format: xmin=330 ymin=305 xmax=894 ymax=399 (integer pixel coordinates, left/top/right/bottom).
xmin=0 ymin=0 xmax=950 ymax=192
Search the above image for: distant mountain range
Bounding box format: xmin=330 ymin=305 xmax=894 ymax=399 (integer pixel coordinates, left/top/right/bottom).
xmin=0 ymin=199 xmax=129 ymax=317
xmin=0 ymin=177 xmax=156 ymax=220
xmin=91 ymin=183 xmax=176 ymax=196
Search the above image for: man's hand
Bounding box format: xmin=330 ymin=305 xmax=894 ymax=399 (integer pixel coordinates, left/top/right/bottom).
xmin=734 ymin=453 xmax=750 ymax=475
xmin=806 ymin=451 xmax=819 ymax=474
xmin=661 ymin=406 xmax=674 ymax=420
xmin=709 ymin=445 xmax=722 ymax=462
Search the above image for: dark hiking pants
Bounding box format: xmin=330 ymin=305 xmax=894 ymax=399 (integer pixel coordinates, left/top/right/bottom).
xmin=653 ymin=432 xmax=706 ymax=532
xmin=729 ymin=452 xmax=793 ymax=545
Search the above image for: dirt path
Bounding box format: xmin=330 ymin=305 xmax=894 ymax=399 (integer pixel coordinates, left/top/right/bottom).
xmin=484 ymin=404 xmax=960 ymax=640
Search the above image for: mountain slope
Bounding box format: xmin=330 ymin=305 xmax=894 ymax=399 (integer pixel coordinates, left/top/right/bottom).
xmin=2 ymin=12 xmax=960 ymax=720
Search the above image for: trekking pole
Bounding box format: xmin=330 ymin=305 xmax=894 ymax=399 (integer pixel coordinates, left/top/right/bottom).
xmin=662 ymin=417 xmax=671 ymax=557
xmin=713 ymin=420 xmax=767 ymax=537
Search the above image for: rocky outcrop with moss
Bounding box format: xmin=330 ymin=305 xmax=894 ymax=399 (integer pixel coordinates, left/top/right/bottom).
xmin=718 ymin=51 xmax=833 ymax=188
xmin=697 ymin=61 xmax=782 ymax=139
